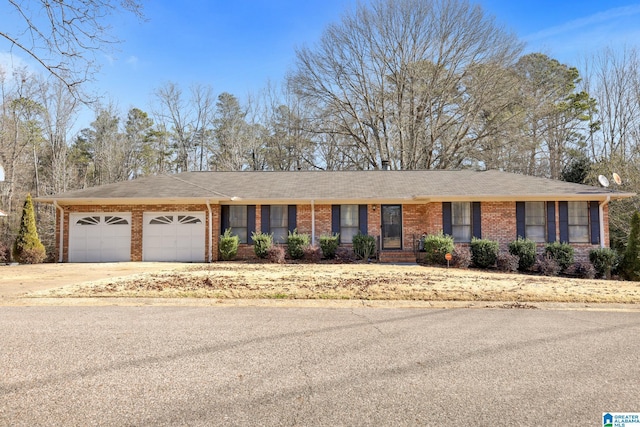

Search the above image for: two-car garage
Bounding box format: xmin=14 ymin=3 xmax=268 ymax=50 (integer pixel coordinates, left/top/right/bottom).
xmin=68 ymin=211 xmax=206 ymax=262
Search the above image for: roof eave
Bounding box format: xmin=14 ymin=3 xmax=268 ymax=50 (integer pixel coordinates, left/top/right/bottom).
xmin=35 ymin=197 xmax=229 ymax=205
xmin=413 ymin=192 xmax=636 ymax=202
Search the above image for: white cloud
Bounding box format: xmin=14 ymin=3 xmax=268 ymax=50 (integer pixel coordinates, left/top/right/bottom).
xmin=524 ymin=4 xmax=640 ymax=43
xmin=0 ymin=51 xmax=31 ymax=73
xmin=104 ymin=54 xmax=115 ymax=66
xmin=126 ymin=55 xmax=139 ymax=69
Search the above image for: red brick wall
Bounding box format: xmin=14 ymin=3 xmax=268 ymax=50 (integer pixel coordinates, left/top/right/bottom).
xmin=55 ymin=200 xmax=610 ymax=263
xmin=314 ymin=204 xmax=332 ymax=240
xmin=480 ymin=202 xmax=517 ymax=250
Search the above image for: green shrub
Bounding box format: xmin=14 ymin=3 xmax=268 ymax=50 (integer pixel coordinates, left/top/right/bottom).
xmin=496 ymin=253 xmax=519 ymax=273
xmin=422 ymin=233 xmax=454 ymax=265
xmin=286 ymin=229 xmax=310 ymax=260
xmin=319 ymin=234 xmax=340 ymax=259
xmin=252 ymin=231 xmax=273 ymax=259
xmin=12 ymin=194 xmax=46 ymax=264
xmin=544 ymin=242 xmax=574 ymax=272
xmin=508 ymin=237 xmax=537 ymax=271
xmin=352 ymin=233 xmax=376 ymax=260
xmin=620 ymin=211 xmax=640 ymax=281
xmin=589 ymin=247 xmax=618 ymax=279
xmin=219 ymin=228 xmax=240 ymax=261
xmin=470 ymin=238 xmax=499 ymax=269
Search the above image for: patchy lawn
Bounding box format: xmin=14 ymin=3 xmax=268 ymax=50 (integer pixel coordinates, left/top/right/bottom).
xmin=31 ymin=262 xmax=640 ymax=304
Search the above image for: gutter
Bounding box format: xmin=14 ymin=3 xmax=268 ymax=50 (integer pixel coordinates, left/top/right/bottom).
xmin=311 ymin=200 xmax=315 ymax=244
xmin=206 ymin=199 xmax=213 ymax=262
xmin=599 ymin=196 xmax=610 ymax=248
xmin=53 ymin=201 xmax=64 ymax=263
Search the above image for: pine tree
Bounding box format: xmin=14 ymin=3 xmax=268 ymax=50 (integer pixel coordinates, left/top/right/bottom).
xmin=12 ymin=194 xmax=46 ymax=264
xmin=620 ymin=211 xmax=640 ymax=281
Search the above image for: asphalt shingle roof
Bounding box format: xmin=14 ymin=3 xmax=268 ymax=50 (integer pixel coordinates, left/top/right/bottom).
xmin=38 ymin=170 xmax=633 ymax=203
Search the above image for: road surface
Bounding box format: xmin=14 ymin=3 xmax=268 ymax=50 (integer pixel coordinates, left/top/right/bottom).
xmin=1 ymin=307 xmax=638 ymax=426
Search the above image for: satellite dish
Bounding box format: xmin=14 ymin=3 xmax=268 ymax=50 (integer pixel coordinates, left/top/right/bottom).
xmin=598 ymin=175 xmax=610 ymax=187
xmin=613 ymin=172 xmax=622 ymax=185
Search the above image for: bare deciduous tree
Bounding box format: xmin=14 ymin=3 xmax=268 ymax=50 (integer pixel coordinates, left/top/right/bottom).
xmin=1 ymin=0 xmax=144 ymax=99
xmin=289 ymin=0 xmax=523 ymax=170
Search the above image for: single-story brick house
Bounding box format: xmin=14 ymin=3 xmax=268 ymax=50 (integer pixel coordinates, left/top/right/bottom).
xmin=37 ymin=170 xmax=634 ymax=263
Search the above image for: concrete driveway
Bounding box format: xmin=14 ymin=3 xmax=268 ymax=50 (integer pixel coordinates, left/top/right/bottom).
xmin=0 ymin=262 xmax=191 ymax=299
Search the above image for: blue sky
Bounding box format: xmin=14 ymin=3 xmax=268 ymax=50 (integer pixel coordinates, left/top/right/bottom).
xmin=2 ymin=0 xmax=640 ymax=120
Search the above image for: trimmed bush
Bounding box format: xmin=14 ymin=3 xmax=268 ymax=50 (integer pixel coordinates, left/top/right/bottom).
xmin=496 ymin=253 xmax=519 ymax=273
xmin=286 ymin=229 xmax=310 ymax=260
xmin=508 ymin=237 xmax=537 ymax=271
xmin=422 ymin=233 xmax=455 ymax=266
xmin=319 ymin=234 xmax=340 ymax=259
xmin=565 ymin=261 xmax=596 ymax=279
xmin=252 ymin=231 xmax=273 ymax=259
xmin=267 ymin=245 xmax=286 ymax=264
xmin=589 ymin=248 xmax=618 ymax=279
xmin=470 ymin=238 xmax=499 ymax=269
xmin=620 ymin=211 xmax=640 ymax=281
xmin=452 ymin=246 xmax=471 ymax=268
xmin=535 ymin=255 xmax=561 ymax=276
xmin=219 ymin=228 xmax=240 ymax=260
xmin=302 ymin=245 xmax=322 ymax=262
xmin=544 ymin=242 xmax=574 ymax=272
xmin=352 ymin=233 xmax=376 ymax=261
xmin=13 ymin=194 xmax=46 ymax=264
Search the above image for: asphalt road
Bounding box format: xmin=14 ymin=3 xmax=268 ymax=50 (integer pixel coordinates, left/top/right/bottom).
xmin=1 ymin=307 xmax=638 ymax=426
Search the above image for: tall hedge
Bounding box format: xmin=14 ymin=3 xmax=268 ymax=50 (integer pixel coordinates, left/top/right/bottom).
xmin=620 ymin=211 xmax=640 ymax=281
xmin=12 ymin=194 xmax=46 ymax=264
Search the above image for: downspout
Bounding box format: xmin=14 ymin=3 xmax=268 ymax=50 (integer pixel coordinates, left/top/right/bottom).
xmin=311 ymin=200 xmax=316 ymax=244
xmin=599 ymin=196 xmax=610 ymax=248
xmin=53 ymin=201 xmax=64 ymax=263
xmin=206 ymin=199 xmax=213 ymax=262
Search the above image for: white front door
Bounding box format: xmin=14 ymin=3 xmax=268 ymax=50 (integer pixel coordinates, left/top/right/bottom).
xmin=143 ymin=213 xmax=206 ymax=262
xmin=68 ymin=213 xmax=132 ymax=262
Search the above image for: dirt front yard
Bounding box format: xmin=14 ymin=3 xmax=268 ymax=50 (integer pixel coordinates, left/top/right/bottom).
xmin=17 ymin=262 xmax=640 ymax=305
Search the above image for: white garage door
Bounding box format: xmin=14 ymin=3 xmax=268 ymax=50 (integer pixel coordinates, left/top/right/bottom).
xmin=143 ymin=213 xmax=206 ymax=262
xmin=69 ymin=213 xmax=132 ymax=262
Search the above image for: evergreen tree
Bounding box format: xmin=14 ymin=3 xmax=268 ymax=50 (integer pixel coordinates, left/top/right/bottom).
xmin=620 ymin=211 xmax=640 ymax=281
xmin=12 ymin=194 xmax=46 ymax=264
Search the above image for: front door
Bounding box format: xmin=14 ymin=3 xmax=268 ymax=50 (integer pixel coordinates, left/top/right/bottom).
xmin=382 ymin=205 xmax=402 ymax=249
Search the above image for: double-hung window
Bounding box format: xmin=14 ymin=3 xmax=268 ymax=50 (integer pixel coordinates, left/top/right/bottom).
xmin=568 ymin=201 xmax=590 ymax=243
xmin=331 ymin=205 xmax=368 ymax=244
xmin=340 ymin=205 xmax=360 ymax=244
xmin=229 ymin=206 xmax=248 ymax=243
xmin=452 ymin=202 xmax=472 ymax=242
xmin=525 ymin=202 xmax=546 ymax=242
xmin=443 ymin=202 xmax=481 ymax=243
xmin=221 ymin=205 xmax=255 ymax=244
xmin=270 ymin=205 xmax=289 ymax=244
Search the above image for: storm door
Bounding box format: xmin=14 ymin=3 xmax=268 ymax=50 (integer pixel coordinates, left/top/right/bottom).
xmin=381 ymin=205 xmax=402 ymax=249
